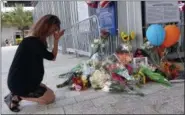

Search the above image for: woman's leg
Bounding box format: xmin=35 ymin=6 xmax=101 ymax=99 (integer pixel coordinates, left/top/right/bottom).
xmin=20 ymin=84 xmax=55 ymax=105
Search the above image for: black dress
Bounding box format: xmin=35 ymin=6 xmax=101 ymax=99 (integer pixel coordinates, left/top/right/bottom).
xmin=7 ymin=36 xmax=54 ymax=96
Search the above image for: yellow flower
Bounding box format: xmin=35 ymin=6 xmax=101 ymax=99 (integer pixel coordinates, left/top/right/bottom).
xmin=130 ymin=31 xmax=135 ymax=40
xmin=120 ymin=32 xmax=125 ymax=39
xmin=123 ymin=36 xmax=130 ymax=42
xmin=120 ymin=31 xmax=129 ymax=42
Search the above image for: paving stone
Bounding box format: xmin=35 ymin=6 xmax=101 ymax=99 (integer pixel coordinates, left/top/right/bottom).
xmin=2 ymin=89 xmax=10 ymax=100
xmin=19 ymin=100 xmax=38 ymax=107
xmin=74 ymin=90 xmax=107 ymax=102
xmin=141 ymin=87 xmax=184 ymax=106
xmin=47 ymin=97 xmax=76 ymax=109
xmin=169 ymin=96 xmax=184 ymax=112
xmin=131 ymin=105 xmax=159 ymax=114
xmin=138 ymin=82 xmax=168 ymax=95
xmin=111 ymin=97 xmax=149 ymax=114
xmin=82 ymin=104 xmax=118 ymax=114
xmin=45 ymin=107 xmax=65 ymax=114
xmin=44 ymin=77 xmax=66 ymax=91
xmin=54 ymin=89 xmax=67 ymax=101
xmin=18 ymin=104 xmax=47 ymax=114
xmin=156 ymin=96 xmax=184 ymax=113
xmin=2 ymin=100 xmax=38 ymax=114
xmin=54 ymin=95 xmax=66 ymax=103
xmin=64 ymin=91 xmax=81 ymax=98
xmin=91 ymin=94 xmax=122 ymax=107
xmin=2 ymin=103 xmax=17 ymax=114
xmin=139 ymin=85 xmax=184 ymax=114
xmin=141 ymin=93 xmax=172 ymax=106
xmin=77 ymin=88 xmax=97 ymax=94
xmin=33 ymin=111 xmax=47 ymax=114
xmin=45 ymin=67 xmax=69 ymax=76
xmin=166 ymin=85 xmax=184 ymax=96
xmin=157 ymin=104 xmax=184 ymax=114
xmin=55 ymin=89 xmax=81 ymax=99
xmin=64 ymin=100 xmax=94 ymax=114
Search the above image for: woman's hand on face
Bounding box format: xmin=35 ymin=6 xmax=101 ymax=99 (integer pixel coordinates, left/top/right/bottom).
xmin=53 ymin=29 xmax=65 ymax=40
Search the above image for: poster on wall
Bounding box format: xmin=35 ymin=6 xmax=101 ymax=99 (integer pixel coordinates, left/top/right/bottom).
xmin=96 ymin=2 xmax=117 ymax=36
xmin=145 ymin=1 xmax=180 ymax=24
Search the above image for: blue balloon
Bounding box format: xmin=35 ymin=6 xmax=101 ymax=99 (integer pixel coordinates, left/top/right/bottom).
xmin=146 ymin=24 xmax=165 ymax=46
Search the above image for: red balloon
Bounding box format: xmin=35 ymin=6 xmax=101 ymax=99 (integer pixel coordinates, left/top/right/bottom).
xmin=162 ymin=25 xmax=181 ymax=48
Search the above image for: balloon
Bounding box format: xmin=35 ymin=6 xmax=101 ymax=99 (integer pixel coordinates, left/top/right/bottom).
xmin=162 ymin=25 xmax=181 ymax=48
xmin=146 ymin=24 xmax=166 ymax=46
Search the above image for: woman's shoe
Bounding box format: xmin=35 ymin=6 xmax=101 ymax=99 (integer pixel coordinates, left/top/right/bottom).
xmin=4 ymin=93 xmax=21 ymax=112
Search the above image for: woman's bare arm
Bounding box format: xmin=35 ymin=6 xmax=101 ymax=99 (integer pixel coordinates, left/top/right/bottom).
xmin=52 ymin=29 xmax=65 ymax=61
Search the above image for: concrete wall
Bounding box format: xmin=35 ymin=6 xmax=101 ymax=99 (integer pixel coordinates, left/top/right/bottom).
xmin=117 ymin=1 xmax=143 ymax=50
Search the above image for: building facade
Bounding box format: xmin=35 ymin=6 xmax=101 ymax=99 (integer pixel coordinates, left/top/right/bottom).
xmin=1 ymin=1 xmax=34 ymax=46
xmin=32 ymin=1 xmax=184 ymax=55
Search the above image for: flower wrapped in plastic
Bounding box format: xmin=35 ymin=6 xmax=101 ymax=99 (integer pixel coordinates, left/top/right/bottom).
xmin=120 ymin=31 xmax=136 ymax=42
xmin=90 ymin=69 xmax=111 ymax=89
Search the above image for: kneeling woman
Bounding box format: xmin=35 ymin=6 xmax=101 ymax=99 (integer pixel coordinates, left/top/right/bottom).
xmin=4 ymin=14 xmax=65 ymax=112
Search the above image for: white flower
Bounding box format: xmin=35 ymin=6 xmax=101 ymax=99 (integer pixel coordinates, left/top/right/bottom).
xmin=102 ymin=85 xmax=110 ymax=92
xmin=141 ymin=46 xmax=145 ymax=49
xmin=148 ymin=65 xmax=157 ymax=71
xmin=144 ymin=41 xmax=153 ymax=49
xmin=94 ymin=39 xmax=99 ymax=43
xmin=102 ymin=81 xmax=112 ymax=92
xmin=91 ymin=44 xmax=95 ymax=48
xmin=146 ymin=41 xmax=150 ymax=46
xmin=101 ymin=44 xmax=105 ymax=48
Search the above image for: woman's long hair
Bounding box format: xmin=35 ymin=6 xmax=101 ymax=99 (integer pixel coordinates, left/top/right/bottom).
xmin=29 ymin=14 xmax=61 ymax=45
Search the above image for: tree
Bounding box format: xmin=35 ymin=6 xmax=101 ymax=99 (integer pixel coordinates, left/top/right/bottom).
xmin=1 ymin=4 xmax=33 ymax=38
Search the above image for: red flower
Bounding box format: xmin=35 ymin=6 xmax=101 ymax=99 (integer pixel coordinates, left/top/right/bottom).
xmin=138 ymin=50 xmax=142 ymax=54
xmin=100 ymin=0 xmax=111 ymax=8
xmin=72 ymin=77 xmax=83 ymax=86
xmin=125 ymin=64 xmax=133 ymax=75
xmin=86 ymin=0 xmax=99 ymax=8
xmin=111 ymin=73 xmax=126 ymax=84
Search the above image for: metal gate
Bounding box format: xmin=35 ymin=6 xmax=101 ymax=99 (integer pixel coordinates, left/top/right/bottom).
xmin=32 ymin=1 xmax=79 ymax=51
xmin=61 ymin=15 xmax=101 ymax=57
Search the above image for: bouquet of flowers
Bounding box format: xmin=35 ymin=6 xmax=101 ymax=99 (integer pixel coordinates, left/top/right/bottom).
xmin=160 ymin=61 xmax=181 ymax=80
xmin=119 ymin=30 xmax=136 ymax=51
xmin=136 ymin=40 xmax=181 ymax=81
xmin=90 ymin=29 xmax=110 ymax=57
xmin=139 ymin=65 xmax=172 ymax=87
